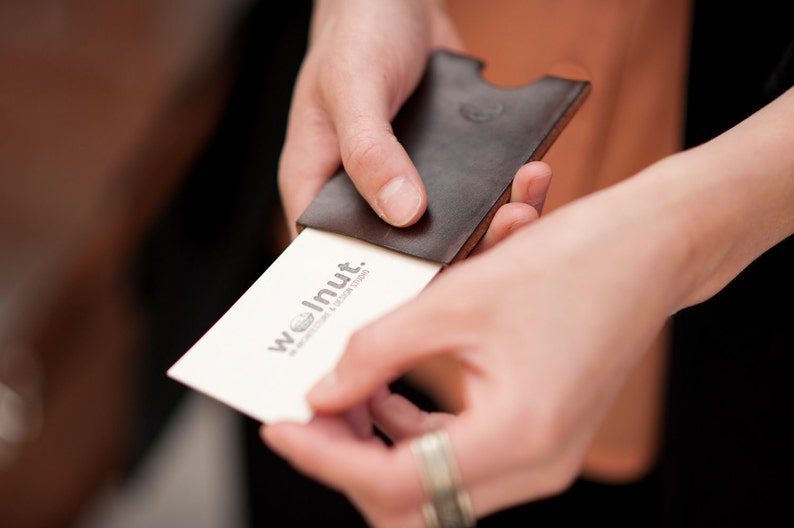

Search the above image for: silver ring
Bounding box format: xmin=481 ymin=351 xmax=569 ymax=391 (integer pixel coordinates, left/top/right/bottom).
xmin=410 ymin=430 xmax=476 ymax=528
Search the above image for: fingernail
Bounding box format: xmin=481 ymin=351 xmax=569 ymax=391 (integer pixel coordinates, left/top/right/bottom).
xmin=376 ymin=177 xmax=423 ymax=226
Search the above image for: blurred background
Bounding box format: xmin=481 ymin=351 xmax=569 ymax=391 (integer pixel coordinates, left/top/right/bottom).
xmin=0 ymin=1 xmax=313 ymax=526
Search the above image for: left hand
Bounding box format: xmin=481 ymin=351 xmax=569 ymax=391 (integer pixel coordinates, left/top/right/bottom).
xmin=278 ymin=0 xmax=464 ymax=237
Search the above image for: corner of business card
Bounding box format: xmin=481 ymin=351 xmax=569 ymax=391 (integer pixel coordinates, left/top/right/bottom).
xmin=166 ymin=227 xmax=441 ymax=424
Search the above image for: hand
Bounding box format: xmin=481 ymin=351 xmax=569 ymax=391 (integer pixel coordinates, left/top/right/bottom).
xmin=261 ymin=188 xmax=672 ymax=525
xmin=470 ymin=161 xmax=552 ymax=255
xmin=278 ymin=0 xmax=463 ymax=237
xmin=264 ymin=41 xmax=794 ymax=528
xmin=263 ymin=160 xmax=561 ymax=528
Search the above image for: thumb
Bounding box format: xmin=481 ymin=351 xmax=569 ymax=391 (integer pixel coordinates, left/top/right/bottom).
xmin=333 ymin=93 xmax=427 ymax=227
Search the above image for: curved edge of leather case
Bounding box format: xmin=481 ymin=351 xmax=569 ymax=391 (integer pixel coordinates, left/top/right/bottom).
xmin=297 ymin=49 xmax=591 ymax=265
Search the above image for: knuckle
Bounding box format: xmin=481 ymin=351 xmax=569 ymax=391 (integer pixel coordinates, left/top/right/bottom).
xmin=343 ymin=129 xmax=389 ymax=177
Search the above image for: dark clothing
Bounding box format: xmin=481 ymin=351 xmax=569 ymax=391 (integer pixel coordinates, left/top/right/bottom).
xmin=131 ymin=0 xmax=311 ymax=481
xmin=661 ymin=2 xmax=794 ymax=526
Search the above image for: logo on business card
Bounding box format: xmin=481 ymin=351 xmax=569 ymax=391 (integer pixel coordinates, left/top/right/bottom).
xmin=267 ymin=261 xmax=370 ymax=355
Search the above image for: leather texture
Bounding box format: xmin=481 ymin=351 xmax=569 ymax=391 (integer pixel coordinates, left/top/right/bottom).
xmin=297 ymin=50 xmax=590 ymax=265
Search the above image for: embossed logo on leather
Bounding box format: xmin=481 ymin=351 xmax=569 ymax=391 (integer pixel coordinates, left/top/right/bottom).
xmin=460 ymin=98 xmax=504 ymax=123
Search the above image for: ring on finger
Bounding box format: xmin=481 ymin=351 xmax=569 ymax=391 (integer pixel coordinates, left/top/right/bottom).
xmin=410 ymin=429 xmax=475 ymax=528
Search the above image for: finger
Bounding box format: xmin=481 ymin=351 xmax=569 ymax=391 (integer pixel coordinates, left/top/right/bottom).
xmin=473 ymin=161 xmax=552 ymax=254
xmin=368 ymin=388 xmax=453 ymax=442
xmin=306 ymin=290 xmax=467 ymax=412
xmin=473 ymin=202 xmax=538 ymax=254
xmin=278 ymin=90 xmax=346 ymax=237
xmin=511 ymin=160 xmax=553 ymax=214
xmin=262 ymin=416 xmax=428 ymax=523
xmin=309 ymin=1 xmax=441 ymax=227
xmin=261 ymin=415 xmax=382 ymax=487
xmin=332 ymin=84 xmax=427 ymax=227
xmin=345 ymin=401 xmax=376 ymax=439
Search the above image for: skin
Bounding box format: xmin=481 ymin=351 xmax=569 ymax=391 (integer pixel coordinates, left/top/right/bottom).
xmin=269 ymin=0 xmax=794 ymax=525
xmin=278 ymin=0 xmax=462 ymax=235
xmin=265 ymin=86 xmax=794 ymax=526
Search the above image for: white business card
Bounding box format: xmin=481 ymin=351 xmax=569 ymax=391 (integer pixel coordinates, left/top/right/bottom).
xmin=167 ymin=228 xmax=441 ymax=423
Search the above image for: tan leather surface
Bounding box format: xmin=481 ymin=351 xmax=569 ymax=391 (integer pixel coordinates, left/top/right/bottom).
xmin=410 ymin=0 xmax=693 ymax=481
